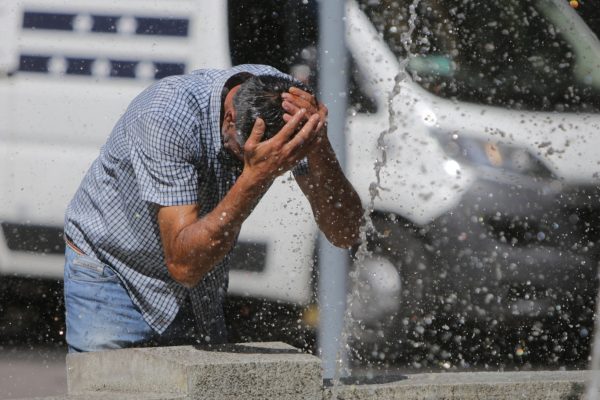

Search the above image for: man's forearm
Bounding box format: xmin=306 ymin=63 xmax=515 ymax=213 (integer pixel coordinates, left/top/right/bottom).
xmin=297 ymin=137 xmax=363 ymax=248
xmin=160 ymin=172 xmax=271 ymax=287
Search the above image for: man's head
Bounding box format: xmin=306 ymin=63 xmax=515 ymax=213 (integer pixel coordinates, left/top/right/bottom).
xmin=221 ymin=74 xmax=312 ymax=160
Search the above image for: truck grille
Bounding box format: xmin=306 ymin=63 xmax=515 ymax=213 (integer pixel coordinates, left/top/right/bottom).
xmin=1 ymin=223 xmax=65 ymax=254
xmin=228 ymin=241 xmax=268 ymax=273
xmin=1 ymin=222 xmax=267 ymax=273
xmin=22 ymin=12 xmax=189 ymax=37
xmin=19 ymin=55 xmax=185 ymax=79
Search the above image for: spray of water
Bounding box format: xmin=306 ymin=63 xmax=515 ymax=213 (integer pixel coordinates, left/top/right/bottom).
xmin=329 ymin=1 xmax=422 ymax=396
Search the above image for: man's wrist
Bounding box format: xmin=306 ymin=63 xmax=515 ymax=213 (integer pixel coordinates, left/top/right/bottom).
xmin=238 ymin=169 xmax=274 ymax=197
xmin=306 ymin=136 xmax=335 ymax=172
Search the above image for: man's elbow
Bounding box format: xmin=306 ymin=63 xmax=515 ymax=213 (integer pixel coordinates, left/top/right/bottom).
xmin=166 ymin=261 xmax=203 ymax=288
xmin=326 ymin=229 xmax=361 ymax=249
xmin=323 ymin=217 xmax=363 ymax=249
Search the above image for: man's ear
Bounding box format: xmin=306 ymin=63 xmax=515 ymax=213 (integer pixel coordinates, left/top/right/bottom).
xmin=223 ymin=109 xmax=234 ymax=126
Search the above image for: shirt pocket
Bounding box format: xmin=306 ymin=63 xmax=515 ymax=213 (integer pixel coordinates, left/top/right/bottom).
xmin=67 ymin=255 xmax=120 ymax=283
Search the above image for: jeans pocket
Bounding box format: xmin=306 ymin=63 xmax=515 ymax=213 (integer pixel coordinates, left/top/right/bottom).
xmin=67 ymin=255 xmax=119 ymax=283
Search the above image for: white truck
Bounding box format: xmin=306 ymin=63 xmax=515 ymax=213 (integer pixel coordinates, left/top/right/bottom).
xmin=1 ymin=0 xmax=600 ymax=352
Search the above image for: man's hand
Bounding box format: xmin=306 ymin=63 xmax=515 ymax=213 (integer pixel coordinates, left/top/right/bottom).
xmin=241 ymin=107 xmax=320 ymax=185
xmin=282 ymin=87 xmax=328 ymax=135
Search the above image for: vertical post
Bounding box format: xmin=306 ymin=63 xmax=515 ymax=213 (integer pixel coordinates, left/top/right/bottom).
xmin=586 ymin=266 xmax=600 ymax=400
xmin=317 ymin=0 xmax=349 ymax=381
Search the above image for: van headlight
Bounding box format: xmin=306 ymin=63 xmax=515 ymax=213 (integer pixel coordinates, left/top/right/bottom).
xmin=435 ymin=133 xmax=553 ymax=178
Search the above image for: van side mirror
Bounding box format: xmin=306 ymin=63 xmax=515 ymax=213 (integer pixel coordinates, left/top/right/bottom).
xmin=407 ymin=55 xmax=454 ymax=78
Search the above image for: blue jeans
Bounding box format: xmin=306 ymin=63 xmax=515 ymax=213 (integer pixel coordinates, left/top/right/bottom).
xmin=63 ymin=244 xmax=198 ymax=353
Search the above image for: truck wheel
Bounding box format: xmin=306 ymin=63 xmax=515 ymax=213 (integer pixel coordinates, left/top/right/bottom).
xmin=347 ymin=216 xmax=434 ymax=362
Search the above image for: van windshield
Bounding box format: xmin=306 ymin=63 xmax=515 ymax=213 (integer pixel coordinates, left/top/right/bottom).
xmin=360 ymin=0 xmax=600 ymax=112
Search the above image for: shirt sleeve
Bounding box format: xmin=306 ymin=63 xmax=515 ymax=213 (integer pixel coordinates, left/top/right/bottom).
xmin=128 ymin=111 xmax=200 ymax=206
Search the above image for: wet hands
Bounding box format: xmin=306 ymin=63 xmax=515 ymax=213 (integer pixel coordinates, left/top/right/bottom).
xmin=242 ymin=108 xmax=320 ymax=185
xmin=282 ymin=87 xmax=328 ymax=151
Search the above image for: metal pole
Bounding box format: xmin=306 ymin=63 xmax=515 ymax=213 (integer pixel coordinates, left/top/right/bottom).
xmin=317 ymin=0 xmax=349 ymax=381
xmin=586 ymin=265 xmax=600 ymax=399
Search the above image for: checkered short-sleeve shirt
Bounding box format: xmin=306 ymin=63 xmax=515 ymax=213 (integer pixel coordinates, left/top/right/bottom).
xmin=64 ymin=64 xmax=297 ymax=338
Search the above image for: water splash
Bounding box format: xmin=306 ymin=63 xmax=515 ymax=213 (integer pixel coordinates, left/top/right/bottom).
xmin=329 ymin=0 xmax=422 ymax=396
xmin=367 ymin=0 xmax=421 ymax=210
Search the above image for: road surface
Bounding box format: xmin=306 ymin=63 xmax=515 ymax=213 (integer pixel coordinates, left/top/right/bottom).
xmin=0 ymin=345 xmax=67 ymax=399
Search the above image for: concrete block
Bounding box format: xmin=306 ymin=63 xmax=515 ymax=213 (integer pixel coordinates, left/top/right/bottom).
xmin=324 ymin=370 xmax=589 ymax=400
xmin=67 ymin=342 xmax=321 ymax=400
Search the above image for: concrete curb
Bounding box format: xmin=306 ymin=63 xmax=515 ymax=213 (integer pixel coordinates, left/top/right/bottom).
xmin=14 ymin=342 xmax=597 ymax=399
xmin=326 ymin=370 xmax=589 ymax=399
xmin=66 ymin=342 xmax=322 ymax=400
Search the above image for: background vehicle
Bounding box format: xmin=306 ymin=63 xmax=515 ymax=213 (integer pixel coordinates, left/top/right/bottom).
xmin=344 ymin=0 xmax=600 ymax=364
xmin=1 ymin=0 xmax=599 ymax=367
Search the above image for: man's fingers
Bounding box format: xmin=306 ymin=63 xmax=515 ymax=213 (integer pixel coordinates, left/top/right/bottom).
xmin=317 ymin=102 xmax=328 ymax=132
xmin=245 ymin=118 xmax=266 ymax=148
xmin=289 ymin=86 xmax=315 ymax=103
xmin=284 ymin=113 xmax=320 ymax=154
xmin=282 ymin=93 xmax=314 ymax=112
xmin=282 ymin=100 xmax=299 ymax=116
xmin=273 ymin=108 xmax=306 ymax=144
xmin=317 ymin=120 xmax=325 ymax=132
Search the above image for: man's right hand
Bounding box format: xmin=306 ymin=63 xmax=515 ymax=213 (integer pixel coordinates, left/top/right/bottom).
xmin=241 ymin=108 xmax=320 ymax=186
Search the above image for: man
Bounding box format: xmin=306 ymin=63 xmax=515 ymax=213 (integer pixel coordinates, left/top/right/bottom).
xmin=63 ymin=64 xmax=363 ymax=352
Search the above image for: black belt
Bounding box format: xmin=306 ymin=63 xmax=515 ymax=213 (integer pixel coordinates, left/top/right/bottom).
xmin=65 ymin=235 xmax=86 ymax=256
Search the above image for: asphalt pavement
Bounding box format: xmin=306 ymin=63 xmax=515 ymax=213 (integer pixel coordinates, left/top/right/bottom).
xmin=0 ymin=345 xmax=67 ymax=399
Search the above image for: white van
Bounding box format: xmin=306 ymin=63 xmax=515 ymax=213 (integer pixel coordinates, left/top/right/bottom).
xmin=1 ymin=0 xmax=599 ymax=351
xmin=343 ymin=0 xmax=600 ymax=356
